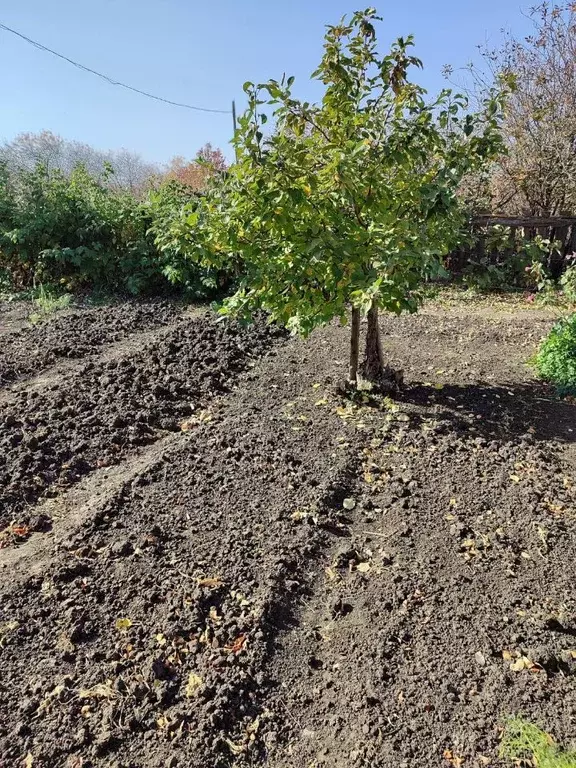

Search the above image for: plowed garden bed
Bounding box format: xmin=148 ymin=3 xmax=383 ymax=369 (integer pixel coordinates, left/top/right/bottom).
xmin=0 ymin=298 xmax=574 ymax=768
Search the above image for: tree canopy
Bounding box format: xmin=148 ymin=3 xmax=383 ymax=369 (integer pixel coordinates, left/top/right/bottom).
xmin=174 ymin=8 xmax=507 ymax=384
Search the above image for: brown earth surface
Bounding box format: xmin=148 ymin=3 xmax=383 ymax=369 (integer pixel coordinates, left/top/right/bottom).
xmin=0 ymin=297 xmax=575 ymax=768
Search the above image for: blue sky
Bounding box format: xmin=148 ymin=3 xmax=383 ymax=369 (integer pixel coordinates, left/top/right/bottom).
xmin=0 ymin=1 xmax=531 ymax=166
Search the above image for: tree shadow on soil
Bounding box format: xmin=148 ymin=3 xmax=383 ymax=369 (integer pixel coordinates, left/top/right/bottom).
xmin=399 ymin=380 xmax=576 ymax=445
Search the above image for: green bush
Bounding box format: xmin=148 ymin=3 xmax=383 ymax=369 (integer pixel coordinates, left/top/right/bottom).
xmin=534 ymin=313 xmax=576 ymax=395
xmin=560 ymin=264 xmax=576 ymax=303
xmin=460 ymin=226 xmax=558 ymax=292
xmin=0 ymin=161 xmax=229 ymax=297
xmin=147 ymin=180 xmax=226 ymax=297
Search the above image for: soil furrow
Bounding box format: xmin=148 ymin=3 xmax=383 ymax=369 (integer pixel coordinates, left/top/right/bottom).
xmin=0 ymin=313 xmax=203 ymax=407
xmin=0 ymin=300 xmax=185 ymax=388
xmin=0 ymin=328 xmax=364 ymax=768
xmin=0 ymin=431 xmax=183 ymax=575
xmin=0 ymin=313 xmax=284 ymax=528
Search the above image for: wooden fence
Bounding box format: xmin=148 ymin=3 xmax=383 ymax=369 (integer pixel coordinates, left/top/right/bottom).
xmin=448 ymin=215 xmax=576 ymax=278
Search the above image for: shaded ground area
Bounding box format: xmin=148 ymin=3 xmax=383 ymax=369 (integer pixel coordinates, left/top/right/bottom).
xmin=0 ymin=298 xmax=574 ymax=768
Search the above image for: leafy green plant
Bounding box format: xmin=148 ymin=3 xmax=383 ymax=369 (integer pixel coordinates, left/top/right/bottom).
xmin=184 ymin=8 xmax=506 ymax=388
xmin=147 ymin=179 xmax=226 ymax=297
xmin=559 ymin=262 xmax=576 ymax=303
xmin=28 ymin=284 xmax=73 ymax=324
xmin=0 ymin=161 xmax=226 ymax=298
xmin=500 ymin=718 xmax=576 ymax=768
xmin=461 ymin=228 xmax=559 ymax=293
xmin=34 ymin=284 xmax=72 ymax=313
xmin=534 ymin=313 xmax=576 ymax=395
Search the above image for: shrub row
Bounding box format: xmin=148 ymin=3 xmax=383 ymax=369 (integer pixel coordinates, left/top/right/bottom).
xmin=0 ymin=162 xmax=225 ymax=297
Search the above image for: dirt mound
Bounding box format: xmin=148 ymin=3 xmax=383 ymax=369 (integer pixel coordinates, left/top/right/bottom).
xmin=0 ymin=300 xmax=183 ymax=387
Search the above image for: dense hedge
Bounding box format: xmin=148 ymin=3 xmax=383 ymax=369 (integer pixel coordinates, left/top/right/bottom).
xmin=0 ymin=162 xmax=224 ymax=297
xmin=1 ymin=160 xmax=573 ymax=303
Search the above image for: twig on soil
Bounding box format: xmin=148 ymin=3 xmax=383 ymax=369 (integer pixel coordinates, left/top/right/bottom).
xmin=358 ymin=529 xmax=400 ymax=539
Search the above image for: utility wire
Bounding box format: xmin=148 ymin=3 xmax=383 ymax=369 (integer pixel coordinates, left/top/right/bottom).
xmin=0 ymin=21 xmax=231 ymax=114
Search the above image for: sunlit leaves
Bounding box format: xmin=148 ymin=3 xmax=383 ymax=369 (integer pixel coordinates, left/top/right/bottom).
xmin=187 ymin=8 xmax=505 ymax=336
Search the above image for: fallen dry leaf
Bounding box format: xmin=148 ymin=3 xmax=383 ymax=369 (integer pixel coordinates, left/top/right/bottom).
xmin=509 ymin=655 xmax=543 ymax=673
xmin=115 ymin=617 xmax=132 ymax=632
xmin=197 ymin=577 xmax=223 ymax=589
xmin=224 ymin=739 xmax=245 ymax=756
xmin=325 ymin=567 xmax=339 ymax=582
xmin=185 ymin=672 xmax=204 ymax=697
xmin=79 ymin=681 xmax=116 ymax=700
xmin=209 ymin=606 xmax=222 ymax=623
xmin=443 ymin=749 xmax=464 ymax=767
xmin=224 ymin=635 xmax=247 ymax=654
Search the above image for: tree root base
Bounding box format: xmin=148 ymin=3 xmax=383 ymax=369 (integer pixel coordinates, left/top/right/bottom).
xmin=337 ymin=367 xmax=403 ymax=397
xmin=361 ymin=364 xmax=404 ymax=395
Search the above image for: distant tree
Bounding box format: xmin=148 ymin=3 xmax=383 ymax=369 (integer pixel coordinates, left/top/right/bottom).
xmin=451 ymin=2 xmax=576 ymax=216
xmin=182 ymin=8 xmax=506 ymax=389
xmin=0 ymin=131 xmax=160 ymax=193
xmin=165 ymin=143 xmax=227 ymax=192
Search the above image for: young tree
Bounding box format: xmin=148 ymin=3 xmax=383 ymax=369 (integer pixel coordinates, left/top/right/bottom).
xmin=185 ymin=8 xmax=505 ymax=388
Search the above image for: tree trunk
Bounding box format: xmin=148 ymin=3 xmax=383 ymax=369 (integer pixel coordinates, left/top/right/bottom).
xmin=348 ymin=307 xmax=360 ymax=387
xmin=360 ymin=301 xmax=403 ymax=393
xmin=362 ymin=302 xmax=385 ymax=382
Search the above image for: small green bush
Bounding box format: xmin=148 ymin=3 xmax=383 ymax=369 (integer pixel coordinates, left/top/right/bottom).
xmin=500 ymin=718 xmax=576 ymax=768
xmin=534 ymin=313 xmax=576 ymax=395
xmin=460 ymin=227 xmax=559 ymax=293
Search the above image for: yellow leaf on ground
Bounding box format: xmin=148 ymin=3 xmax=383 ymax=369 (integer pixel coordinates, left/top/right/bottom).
xmin=225 ymin=739 xmax=245 ymax=755
xmin=185 ymin=672 xmax=204 ymax=697
xmin=79 ymin=681 xmax=116 ymax=700
xmin=197 ymin=577 xmax=223 ymax=588
xmin=115 ymin=618 xmax=132 ymax=632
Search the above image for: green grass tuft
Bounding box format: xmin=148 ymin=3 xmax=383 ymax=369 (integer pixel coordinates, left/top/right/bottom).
xmin=28 ymin=284 xmax=73 ymax=324
xmin=500 ymin=718 xmax=576 ymax=768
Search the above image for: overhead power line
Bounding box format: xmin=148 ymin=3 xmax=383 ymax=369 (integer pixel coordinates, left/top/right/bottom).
xmin=0 ymin=21 xmax=232 ymax=114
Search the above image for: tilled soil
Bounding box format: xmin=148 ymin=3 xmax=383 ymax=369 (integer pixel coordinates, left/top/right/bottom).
xmin=0 ymin=300 xmax=575 ymax=768
xmin=0 ymin=301 xmax=184 ymax=387
xmin=0 ymin=311 xmax=284 ymax=527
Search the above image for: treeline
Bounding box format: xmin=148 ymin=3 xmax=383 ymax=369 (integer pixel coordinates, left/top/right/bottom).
xmin=1 ymin=2 xmax=576 ymax=300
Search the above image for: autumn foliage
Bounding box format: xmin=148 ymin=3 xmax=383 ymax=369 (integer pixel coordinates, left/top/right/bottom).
xmin=165 ymin=144 xmax=227 ymax=192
